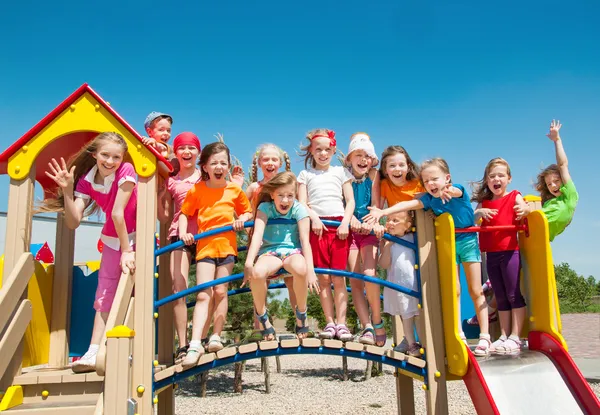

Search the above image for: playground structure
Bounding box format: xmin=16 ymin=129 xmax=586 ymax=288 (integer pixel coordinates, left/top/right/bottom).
xmin=0 ymin=84 xmax=597 ymax=414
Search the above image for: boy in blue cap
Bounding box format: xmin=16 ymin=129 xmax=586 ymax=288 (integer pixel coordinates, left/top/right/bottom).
xmin=143 ymin=111 xmax=173 ymax=158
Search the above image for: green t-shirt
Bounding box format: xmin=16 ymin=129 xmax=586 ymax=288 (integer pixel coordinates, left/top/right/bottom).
xmin=542 ymin=180 xmax=578 ymax=241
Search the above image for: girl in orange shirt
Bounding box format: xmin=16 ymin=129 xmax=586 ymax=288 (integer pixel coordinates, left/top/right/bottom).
xmin=179 ymin=142 xmax=253 ymax=368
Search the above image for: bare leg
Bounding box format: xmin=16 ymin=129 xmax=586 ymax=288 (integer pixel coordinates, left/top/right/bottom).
xmin=318 ymin=274 xmax=335 ymax=324
xmin=90 ymin=311 xmax=109 ymax=345
xmin=511 ymin=307 xmax=526 ymax=338
xmin=361 ymin=245 xmax=383 ymax=343
xmin=283 ymin=254 xmax=310 ymax=338
xmin=171 ymin=249 xmax=191 ymax=348
xmin=249 ymin=255 xmax=283 ymax=340
xmin=190 ymin=262 xmax=217 ymax=342
xmin=498 ymin=310 xmax=511 ymax=338
xmin=464 ymin=262 xmax=489 ymax=336
xmin=332 ymin=276 xmax=349 ymax=325
xmin=348 ymin=248 xmax=371 ymax=328
xmin=211 ymin=263 xmax=235 ymax=336
xmin=401 ymin=316 xmax=416 ymax=344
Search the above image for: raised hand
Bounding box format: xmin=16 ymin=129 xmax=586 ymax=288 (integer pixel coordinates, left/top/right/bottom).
xmin=363 ymin=206 xmax=383 ymax=224
xmin=45 ymin=158 xmax=75 ymax=190
xmin=478 ymin=208 xmax=498 ymax=221
xmin=440 ymin=185 xmax=453 ymax=204
xmin=231 ymin=165 xmax=245 ymax=186
xmin=547 ymin=119 xmax=562 ymax=142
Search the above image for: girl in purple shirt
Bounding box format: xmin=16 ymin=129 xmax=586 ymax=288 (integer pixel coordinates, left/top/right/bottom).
xmin=41 ymin=132 xmax=137 ymax=373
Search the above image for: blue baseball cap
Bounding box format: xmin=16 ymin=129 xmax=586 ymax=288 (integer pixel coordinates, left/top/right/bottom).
xmin=144 ymin=111 xmax=173 ymax=130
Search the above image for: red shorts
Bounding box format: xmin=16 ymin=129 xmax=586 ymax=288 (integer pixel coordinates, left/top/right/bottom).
xmin=309 ymin=217 xmax=349 ymax=271
xmin=349 ymin=231 xmax=379 ymax=250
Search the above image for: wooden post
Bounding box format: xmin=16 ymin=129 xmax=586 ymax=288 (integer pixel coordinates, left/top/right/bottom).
xmin=157 ymin=220 xmax=174 ymax=415
xmin=0 ymin=169 xmax=35 ymax=391
xmin=365 ymin=360 xmax=373 ymax=380
xmin=199 ymin=371 xmax=208 ymax=397
xmin=275 ymin=356 xmax=281 ymax=373
xmin=48 ymin=214 xmax=75 ymax=367
xmin=392 ymin=315 xmax=414 ymax=414
xmin=104 ymin=326 xmax=134 ymax=415
xmin=342 ymin=356 xmax=348 ymax=381
xmin=131 ymin=175 xmax=157 ymax=414
xmin=415 ymin=211 xmax=448 ymax=414
xmin=264 ymin=357 xmax=271 ymax=394
xmin=233 ymin=363 xmax=243 ymax=393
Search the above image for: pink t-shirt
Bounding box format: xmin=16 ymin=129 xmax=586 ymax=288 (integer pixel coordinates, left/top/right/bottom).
xmin=74 ymin=162 xmax=137 ymax=251
xmin=166 ymin=169 xmax=200 ymax=238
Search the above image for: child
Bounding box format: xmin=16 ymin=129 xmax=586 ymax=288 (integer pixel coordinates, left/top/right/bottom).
xmin=179 ymin=142 xmax=253 ymax=368
xmin=363 ymin=145 xmax=424 ymax=351
xmin=472 ymin=157 xmax=531 ymax=355
xmin=40 ymin=132 xmax=137 ymax=372
xmin=535 ymin=120 xmax=578 ymax=241
xmin=297 ymin=128 xmax=356 ymax=341
xmin=344 ymin=133 xmax=385 ymax=345
xmin=379 ymin=211 xmax=423 ymax=356
xmin=157 ymin=132 xmax=202 ymax=364
xmin=243 ymin=172 xmax=320 ymax=339
xmin=142 ymin=111 xmax=173 ymax=158
xmin=365 ymin=158 xmax=491 ymax=356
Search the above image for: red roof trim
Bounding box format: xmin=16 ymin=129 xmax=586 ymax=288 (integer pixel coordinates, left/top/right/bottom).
xmin=0 ymin=83 xmax=172 ymax=172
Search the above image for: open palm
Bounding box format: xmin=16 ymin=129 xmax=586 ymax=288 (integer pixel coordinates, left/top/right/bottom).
xmin=45 ymin=158 xmax=75 ymax=189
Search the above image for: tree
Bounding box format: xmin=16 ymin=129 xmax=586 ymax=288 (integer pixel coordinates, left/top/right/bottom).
xmin=555 ymin=263 xmax=596 ymax=313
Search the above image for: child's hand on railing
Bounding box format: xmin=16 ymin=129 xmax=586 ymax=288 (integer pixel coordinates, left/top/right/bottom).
xmin=120 ymin=250 xmax=135 ymax=274
xmin=180 ymin=232 xmax=195 ymax=245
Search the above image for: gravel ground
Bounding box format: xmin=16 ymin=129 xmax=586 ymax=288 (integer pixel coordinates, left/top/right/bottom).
xmin=173 ymin=354 xmax=600 ymax=414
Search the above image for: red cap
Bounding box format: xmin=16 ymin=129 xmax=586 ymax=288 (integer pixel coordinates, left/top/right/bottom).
xmin=173 ymin=132 xmax=201 ymax=152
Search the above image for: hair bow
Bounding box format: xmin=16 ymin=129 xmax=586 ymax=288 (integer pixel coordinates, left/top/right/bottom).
xmin=312 ymin=130 xmax=337 ymax=147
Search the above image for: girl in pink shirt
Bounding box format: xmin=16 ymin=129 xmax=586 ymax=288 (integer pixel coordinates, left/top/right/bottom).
xmin=40 ymin=132 xmax=137 ymax=373
xmin=158 ymin=132 xmax=202 ymax=364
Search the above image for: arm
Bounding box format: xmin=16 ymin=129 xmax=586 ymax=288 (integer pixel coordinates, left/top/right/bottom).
xmin=298 ymin=182 xmax=325 ymax=237
xmin=378 ymin=240 xmax=392 ymax=269
xmin=234 ymin=211 xmax=253 ymax=231
xmin=64 ymin=191 xmax=87 ymax=230
xmin=157 ymin=184 xmax=172 ymax=224
xmin=364 ymin=199 xmax=424 ymax=223
xmin=245 ymin=182 xmax=258 ymax=202
xmin=298 ymin=217 xmax=320 ymax=294
xmin=44 ymin=158 xmax=87 ymax=229
xmin=178 ymin=214 xmax=194 ymax=245
xmin=547 ymin=120 xmax=571 ymax=183
xmin=337 ymin=181 xmax=355 ymax=240
xmin=243 ymin=210 xmax=267 ymax=279
xmin=371 ymin=170 xmax=381 ymax=209
xmin=439 ymin=184 xmax=464 ymax=203
xmin=514 ymin=193 xmax=531 ymax=220
xmin=474 ymin=202 xmax=498 ymax=222
xmin=111 ymin=181 xmax=136 ymax=273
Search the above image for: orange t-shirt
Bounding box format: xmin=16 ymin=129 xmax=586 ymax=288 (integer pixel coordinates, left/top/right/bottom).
xmin=380 ymin=178 xmax=425 ymax=206
xmin=181 ymin=181 xmax=252 ymax=260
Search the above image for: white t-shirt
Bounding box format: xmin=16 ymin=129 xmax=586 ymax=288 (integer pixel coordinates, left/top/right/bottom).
xmin=297 ymin=166 xmax=353 ymax=217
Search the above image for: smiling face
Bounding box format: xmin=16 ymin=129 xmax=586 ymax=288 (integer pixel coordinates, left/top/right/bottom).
xmin=146 ymin=118 xmax=172 ymax=143
xmin=384 ymin=153 xmax=410 ymax=186
xmin=259 ymin=147 xmax=282 ymax=180
xmin=202 ymin=151 xmax=230 ymax=184
xmin=348 ymin=149 xmax=373 ymax=178
xmin=175 ymin=145 xmax=200 ymax=170
xmin=421 ymin=165 xmax=450 ymax=198
xmin=544 ymin=172 xmax=563 ymax=198
xmin=486 ymin=163 xmax=511 ymax=199
xmin=386 ymin=211 xmax=412 ymax=237
xmin=310 ymin=137 xmax=335 ymax=169
xmin=93 ymin=141 xmax=126 ymax=178
xmin=271 ymin=183 xmax=296 ymax=215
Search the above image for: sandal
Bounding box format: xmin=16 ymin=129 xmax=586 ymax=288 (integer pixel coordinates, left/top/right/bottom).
xmin=295 ymin=307 xmax=309 ymax=339
xmin=256 ymin=310 xmax=276 ymax=341
xmin=459 ymin=332 xmax=468 ymax=345
xmin=335 ymin=324 xmax=353 ymax=342
xmin=495 ymin=335 xmax=521 ymax=355
xmin=181 ymin=345 xmax=204 ymax=369
xmin=319 ymin=323 xmax=336 ymax=339
xmin=373 ymin=320 xmax=387 ymax=347
xmin=174 ymin=345 xmax=189 ymax=364
xmin=473 ymin=334 xmax=491 ymax=357
xmin=207 ymin=334 xmax=224 ymax=352
xmin=358 ymin=327 xmax=376 ymax=345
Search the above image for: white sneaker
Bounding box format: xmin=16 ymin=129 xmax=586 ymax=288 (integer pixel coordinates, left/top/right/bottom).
xmin=207 ymin=334 xmax=224 ymax=352
xmin=71 ymin=350 xmax=97 ymax=373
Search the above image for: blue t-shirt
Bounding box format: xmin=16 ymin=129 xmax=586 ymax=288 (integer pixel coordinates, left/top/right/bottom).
xmin=352 ymin=174 xmax=373 ymax=221
xmin=257 ymin=200 xmax=309 ymax=254
xmin=419 ymin=184 xmax=476 ymax=240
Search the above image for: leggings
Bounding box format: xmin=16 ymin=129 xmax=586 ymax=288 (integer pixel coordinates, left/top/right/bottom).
xmin=486 ymin=250 xmax=526 ymax=311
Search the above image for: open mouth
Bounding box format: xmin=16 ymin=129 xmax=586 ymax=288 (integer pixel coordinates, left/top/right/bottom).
xmin=181 ymin=155 xmax=193 ymax=161
xmin=493 ymin=184 xmax=501 ymax=190
xmin=265 ymin=166 xmax=276 ymax=173
xmin=214 ymin=172 xmax=224 ymax=179
xmin=392 ymin=173 xmax=402 ymax=179
xmin=357 ymin=163 xmax=368 ymax=169
xmin=429 ymin=188 xmax=439 ymax=194
xmin=102 ymin=164 xmax=114 ymax=171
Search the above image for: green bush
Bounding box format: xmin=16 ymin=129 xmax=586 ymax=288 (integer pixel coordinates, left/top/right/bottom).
xmin=555 ymin=263 xmax=597 ymax=313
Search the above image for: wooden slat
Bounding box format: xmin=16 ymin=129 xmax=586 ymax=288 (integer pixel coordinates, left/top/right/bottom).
xmin=301 ymin=338 xmax=321 ymax=348
xmin=0 ymin=300 xmax=33 ymax=379
xmin=365 ymin=345 xmax=386 ymax=356
xmin=258 ymin=340 xmax=278 ymax=351
xmin=322 ymin=339 xmax=343 ymax=349
xmin=344 ymin=341 xmax=364 ymax=352
xmin=94 ymin=392 xmax=103 ymax=415
xmin=279 ymin=338 xmax=300 ymax=348
xmin=174 ymin=352 xmax=215 ymax=374
xmin=62 ymin=373 xmax=87 ymax=383
xmin=216 ymin=346 xmax=238 ymax=359
xmin=154 ymin=366 xmax=176 ymax=382
xmin=13 ymin=372 xmax=39 ymax=385
xmin=238 ymin=343 xmax=258 ymax=354
xmin=104 ymin=337 xmax=132 ymax=415
xmin=0 ymin=254 xmax=35 ymax=334
xmin=85 ymin=372 xmax=104 ymax=383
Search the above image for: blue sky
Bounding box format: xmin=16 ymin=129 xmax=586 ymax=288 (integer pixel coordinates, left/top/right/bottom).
xmin=1 ymin=1 xmax=598 ymax=278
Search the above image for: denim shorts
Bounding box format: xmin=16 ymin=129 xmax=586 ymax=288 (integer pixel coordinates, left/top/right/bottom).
xmin=455 ymin=235 xmax=481 ymax=264
xmin=170 ymin=236 xmax=196 ymax=257
xmin=196 ymin=255 xmax=237 ymax=267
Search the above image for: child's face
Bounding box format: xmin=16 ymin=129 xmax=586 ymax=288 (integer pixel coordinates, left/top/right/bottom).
xmin=486 ymin=164 xmax=511 ymax=198
xmin=386 ymin=212 xmax=412 ymax=236
xmin=310 ymin=137 xmax=335 ymax=169
xmin=146 ymin=118 xmax=172 ymax=143
xmin=202 ymin=151 xmax=230 ymax=183
xmin=421 ymin=165 xmax=450 ymax=198
xmin=271 ymin=183 xmax=296 ymax=215
xmin=93 ymin=141 xmax=125 ymax=178
xmin=175 ymin=145 xmax=199 ymax=170
xmin=348 ymin=150 xmax=373 ymax=178
xmin=384 ymin=153 xmax=409 ymax=186
xmin=259 ymin=148 xmax=282 ymax=180
xmin=544 ymin=172 xmax=563 ymax=198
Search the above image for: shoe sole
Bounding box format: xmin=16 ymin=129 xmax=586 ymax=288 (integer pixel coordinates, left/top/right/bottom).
xmin=207 ymin=343 xmax=224 ymax=353
xmin=71 ymin=363 xmax=96 ymax=374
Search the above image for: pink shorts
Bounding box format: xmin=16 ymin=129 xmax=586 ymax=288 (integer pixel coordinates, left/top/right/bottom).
xmin=95 ymin=244 xmax=129 ymax=312
xmin=309 ymin=217 xmax=349 ymax=271
xmin=349 ymin=231 xmax=378 ymax=250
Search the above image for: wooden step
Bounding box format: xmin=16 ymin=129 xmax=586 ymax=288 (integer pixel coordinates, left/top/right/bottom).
xmin=14 ymin=368 xmax=103 ymax=386
xmin=3 ymin=397 xmax=97 ymax=414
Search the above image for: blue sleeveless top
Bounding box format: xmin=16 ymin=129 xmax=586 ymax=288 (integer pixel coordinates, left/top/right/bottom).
xmin=352 ymin=175 xmax=373 ymax=221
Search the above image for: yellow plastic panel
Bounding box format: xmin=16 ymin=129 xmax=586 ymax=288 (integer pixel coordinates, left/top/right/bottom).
xmin=0 ymin=385 xmax=23 ymax=410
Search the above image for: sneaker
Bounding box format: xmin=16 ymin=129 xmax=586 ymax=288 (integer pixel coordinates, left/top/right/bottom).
xmin=207 ymin=334 xmax=224 ymax=352
xmin=181 ymin=347 xmax=203 ymax=369
xmin=335 ymin=324 xmax=353 ymax=342
xmin=407 ymin=343 xmax=422 ymax=357
xmin=393 ymin=337 xmax=409 ymax=353
xmin=71 ymin=350 xmax=97 ymax=373
xmin=319 ymin=323 xmax=336 ymax=340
